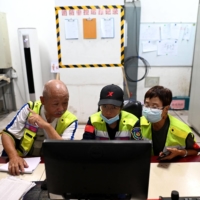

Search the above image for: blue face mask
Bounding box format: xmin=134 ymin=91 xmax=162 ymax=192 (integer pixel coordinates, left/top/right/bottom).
xmin=100 ymin=113 xmax=119 ymax=124
xmin=142 ymin=106 xmax=162 ymax=123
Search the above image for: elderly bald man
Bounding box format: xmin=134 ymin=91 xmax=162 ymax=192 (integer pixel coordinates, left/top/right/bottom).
xmin=2 ymin=80 xmax=77 ymax=175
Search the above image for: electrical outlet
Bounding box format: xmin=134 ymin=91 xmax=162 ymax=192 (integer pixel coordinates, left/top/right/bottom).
xmin=145 ymin=77 xmax=159 ymax=88
xmin=11 ymin=71 xmax=18 ymax=79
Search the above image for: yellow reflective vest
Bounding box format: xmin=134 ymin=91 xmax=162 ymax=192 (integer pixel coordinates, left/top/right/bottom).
xmin=90 ymin=111 xmax=138 ymax=140
xmin=140 ymin=114 xmax=193 ymax=155
xmin=18 ymin=100 xmax=77 ymax=156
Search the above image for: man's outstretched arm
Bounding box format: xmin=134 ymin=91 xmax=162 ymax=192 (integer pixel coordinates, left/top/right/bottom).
xmin=2 ymin=133 xmax=28 ymax=175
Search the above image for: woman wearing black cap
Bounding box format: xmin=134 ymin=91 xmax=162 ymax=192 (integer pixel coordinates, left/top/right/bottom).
xmin=82 ymin=84 xmax=141 ymax=140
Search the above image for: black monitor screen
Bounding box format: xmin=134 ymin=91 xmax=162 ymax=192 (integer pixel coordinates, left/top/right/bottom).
xmin=43 ymin=140 xmax=152 ymax=200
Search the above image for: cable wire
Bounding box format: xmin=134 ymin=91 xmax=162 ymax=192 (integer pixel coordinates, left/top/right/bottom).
xmin=124 ymin=56 xmax=150 ymax=82
xmin=124 ymin=1 xmax=150 ymax=83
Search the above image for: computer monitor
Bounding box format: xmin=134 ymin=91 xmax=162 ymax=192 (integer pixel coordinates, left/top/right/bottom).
xmin=43 ymin=140 xmax=152 ymax=200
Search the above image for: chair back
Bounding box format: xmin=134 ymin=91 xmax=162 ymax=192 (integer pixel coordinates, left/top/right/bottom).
xmin=122 ymin=100 xmax=142 ymax=119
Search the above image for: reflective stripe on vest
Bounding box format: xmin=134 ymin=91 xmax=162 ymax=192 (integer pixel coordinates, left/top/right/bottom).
xmin=95 ymin=130 xmax=131 ymax=140
xmin=91 ymin=111 xmax=138 ymax=140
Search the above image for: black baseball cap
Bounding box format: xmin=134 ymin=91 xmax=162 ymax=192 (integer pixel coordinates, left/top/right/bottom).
xmin=98 ymin=84 xmax=124 ymax=107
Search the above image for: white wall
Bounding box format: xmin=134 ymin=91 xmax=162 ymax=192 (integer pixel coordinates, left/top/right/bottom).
xmin=60 ymin=68 xmax=124 ymax=123
xmin=140 ymin=0 xmax=198 ymax=23
xmin=137 ymin=66 xmax=192 ymax=103
xmin=137 ymin=0 xmax=199 ymax=103
xmin=0 ymin=0 xmax=199 ymax=123
xmin=0 ymin=0 xmax=57 ymax=108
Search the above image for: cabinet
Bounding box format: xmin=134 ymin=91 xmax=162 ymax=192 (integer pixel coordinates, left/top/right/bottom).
xmin=0 ymin=67 xmax=16 ymax=113
xmin=0 ymin=12 xmax=12 ymax=69
xmin=0 ymin=12 xmax=15 ymax=113
xmin=188 ymin=5 xmax=200 ymax=135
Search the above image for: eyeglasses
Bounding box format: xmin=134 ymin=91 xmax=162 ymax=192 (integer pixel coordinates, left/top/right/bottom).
xmin=143 ymin=104 xmax=164 ymax=111
xmin=101 ymin=105 xmax=120 ymax=111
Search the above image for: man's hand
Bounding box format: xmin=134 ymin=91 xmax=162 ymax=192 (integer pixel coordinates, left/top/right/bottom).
xmin=28 ymin=108 xmax=62 ymax=140
xmin=8 ymin=156 xmax=29 ymax=175
xmin=28 ymin=108 xmax=48 ymax=129
xmin=159 ymin=148 xmax=181 ymax=160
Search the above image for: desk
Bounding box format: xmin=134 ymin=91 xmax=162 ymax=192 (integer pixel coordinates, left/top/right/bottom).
xmin=149 ymin=156 xmax=200 ymax=198
xmin=0 ymin=156 xmax=200 ymax=199
xmin=0 ymin=157 xmax=45 ymax=182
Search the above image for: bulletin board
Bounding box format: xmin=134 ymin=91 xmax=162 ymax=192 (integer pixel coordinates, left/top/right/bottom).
xmin=55 ymin=6 xmax=124 ymax=68
xmin=138 ymin=23 xmax=197 ymax=67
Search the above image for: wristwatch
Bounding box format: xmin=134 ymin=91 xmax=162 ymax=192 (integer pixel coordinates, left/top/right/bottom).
xmin=182 ymin=149 xmax=188 ymax=157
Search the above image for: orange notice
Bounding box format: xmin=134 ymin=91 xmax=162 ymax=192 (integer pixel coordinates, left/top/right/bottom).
xmin=83 ymin=18 xmax=97 ymax=39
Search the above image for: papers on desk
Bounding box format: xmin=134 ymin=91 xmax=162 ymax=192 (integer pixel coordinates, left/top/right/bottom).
xmin=0 ymin=157 xmax=41 ymax=174
xmin=0 ymin=176 xmax=36 ymax=200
